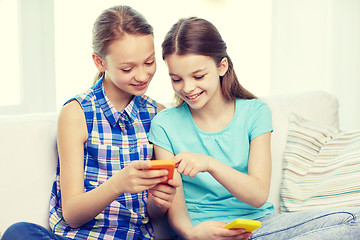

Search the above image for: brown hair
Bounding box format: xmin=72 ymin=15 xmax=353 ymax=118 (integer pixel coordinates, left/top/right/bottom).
xmin=162 ymin=17 xmax=256 ymax=105
xmin=92 ymin=5 xmax=153 ymax=82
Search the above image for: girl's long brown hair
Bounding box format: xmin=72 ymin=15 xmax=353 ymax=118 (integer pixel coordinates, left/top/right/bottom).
xmin=92 ymin=5 xmax=153 ymax=83
xmin=162 ymin=17 xmax=256 ymax=105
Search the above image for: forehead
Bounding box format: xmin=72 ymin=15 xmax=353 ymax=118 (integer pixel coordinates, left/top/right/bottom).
xmin=105 ymin=34 xmax=154 ymax=63
xmin=165 ymin=54 xmax=215 ymax=75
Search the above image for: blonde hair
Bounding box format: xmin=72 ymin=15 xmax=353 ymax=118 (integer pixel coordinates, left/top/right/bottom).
xmin=92 ymin=5 xmax=153 ymax=82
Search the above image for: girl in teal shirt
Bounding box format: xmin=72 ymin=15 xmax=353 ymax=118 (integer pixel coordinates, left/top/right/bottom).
xmin=149 ymin=17 xmax=360 ymax=240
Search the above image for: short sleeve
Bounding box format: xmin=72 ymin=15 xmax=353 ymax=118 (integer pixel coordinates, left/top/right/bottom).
xmin=148 ymin=110 xmax=174 ymax=154
xmin=248 ymin=100 xmax=273 ymax=140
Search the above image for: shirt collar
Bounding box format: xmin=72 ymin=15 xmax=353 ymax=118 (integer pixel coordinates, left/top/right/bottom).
xmin=93 ymin=76 xmax=141 ymax=127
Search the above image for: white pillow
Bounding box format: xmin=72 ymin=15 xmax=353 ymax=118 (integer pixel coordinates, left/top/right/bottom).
xmin=280 ymin=113 xmax=360 ymax=212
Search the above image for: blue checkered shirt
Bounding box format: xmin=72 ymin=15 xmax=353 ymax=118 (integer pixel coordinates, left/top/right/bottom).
xmin=49 ymin=77 xmax=157 ymax=239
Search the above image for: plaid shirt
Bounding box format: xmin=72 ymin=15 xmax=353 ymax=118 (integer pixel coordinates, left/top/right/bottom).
xmin=49 ymin=77 xmax=157 ymax=239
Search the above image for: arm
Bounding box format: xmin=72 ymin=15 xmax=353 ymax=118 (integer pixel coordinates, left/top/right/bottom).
xmin=58 ymin=101 xmax=168 ymax=228
xmin=151 ymin=145 xmax=194 ymax=237
xmin=153 ymin=145 xmax=250 ymax=240
xmin=175 ymin=132 xmax=272 ymax=208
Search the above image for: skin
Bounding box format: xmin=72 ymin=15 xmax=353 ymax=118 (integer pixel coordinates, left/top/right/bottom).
xmin=152 ymin=54 xmax=272 ymax=239
xmin=57 ymin=34 xmax=179 ymax=229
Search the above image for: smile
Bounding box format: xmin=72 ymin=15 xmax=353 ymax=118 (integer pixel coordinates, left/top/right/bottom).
xmin=132 ymin=81 xmax=148 ymax=90
xmin=185 ymin=92 xmax=203 ymax=101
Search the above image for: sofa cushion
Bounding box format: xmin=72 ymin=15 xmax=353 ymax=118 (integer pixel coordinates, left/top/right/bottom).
xmin=262 ymin=91 xmax=339 ymax=213
xmin=280 ymin=113 xmax=360 ymax=212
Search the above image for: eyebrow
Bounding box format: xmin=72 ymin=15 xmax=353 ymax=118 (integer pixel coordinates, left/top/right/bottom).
xmin=118 ymin=52 xmax=155 ymax=66
xmin=169 ymin=68 xmax=207 ymax=77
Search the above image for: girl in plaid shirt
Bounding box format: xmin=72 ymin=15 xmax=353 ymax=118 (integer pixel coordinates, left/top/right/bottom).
xmin=2 ymin=5 xmax=178 ymax=240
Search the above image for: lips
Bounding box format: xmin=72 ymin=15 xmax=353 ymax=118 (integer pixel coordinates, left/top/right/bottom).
xmin=132 ymin=81 xmax=149 ymax=90
xmin=185 ymin=91 xmax=203 ymax=101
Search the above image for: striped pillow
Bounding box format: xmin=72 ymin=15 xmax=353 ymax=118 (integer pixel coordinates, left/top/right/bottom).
xmin=280 ymin=113 xmax=360 ymax=213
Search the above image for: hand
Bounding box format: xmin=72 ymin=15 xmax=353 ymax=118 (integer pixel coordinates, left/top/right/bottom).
xmin=186 ymin=221 xmax=253 ymax=240
xmin=148 ymin=177 xmax=180 ymax=209
xmin=115 ymin=160 xmax=168 ymax=194
xmin=174 ymin=152 xmax=214 ymax=177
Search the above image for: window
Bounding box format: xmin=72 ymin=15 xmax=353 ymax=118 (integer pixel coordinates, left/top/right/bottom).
xmin=0 ymin=0 xmax=56 ymax=115
xmin=0 ymin=0 xmax=20 ymax=107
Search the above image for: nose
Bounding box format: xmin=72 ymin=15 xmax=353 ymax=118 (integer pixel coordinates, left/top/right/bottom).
xmin=183 ymin=79 xmax=195 ymax=93
xmin=135 ymin=66 xmax=147 ymax=82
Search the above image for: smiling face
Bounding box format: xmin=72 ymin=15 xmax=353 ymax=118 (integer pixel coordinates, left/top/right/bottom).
xmin=93 ymin=34 xmax=156 ymax=100
xmin=165 ymin=54 xmax=228 ymax=110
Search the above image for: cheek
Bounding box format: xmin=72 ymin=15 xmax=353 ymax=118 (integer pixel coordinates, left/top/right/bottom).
xmin=147 ymin=64 xmax=157 ymax=77
xmin=171 ymin=83 xmax=182 ymax=93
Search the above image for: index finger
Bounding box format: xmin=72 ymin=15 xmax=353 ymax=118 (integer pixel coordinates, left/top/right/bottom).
xmin=131 ymin=160 xmax=152 ymax=170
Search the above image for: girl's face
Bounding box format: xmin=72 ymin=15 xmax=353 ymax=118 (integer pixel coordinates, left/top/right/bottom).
xmin=96 ymin=34 xmax=156 ymax=97
xmin=165 ymin=54 xmax=228 ymax=110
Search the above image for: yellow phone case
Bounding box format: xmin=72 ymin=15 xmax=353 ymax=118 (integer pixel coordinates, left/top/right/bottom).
xmin=223 ymin=219 xmax=261 ymax=232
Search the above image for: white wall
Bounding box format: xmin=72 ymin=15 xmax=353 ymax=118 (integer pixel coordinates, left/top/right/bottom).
xmin=54 ymin=0 xmax=272 ymax=107
xmin=271 ymin=0 xmax=360 ymax=130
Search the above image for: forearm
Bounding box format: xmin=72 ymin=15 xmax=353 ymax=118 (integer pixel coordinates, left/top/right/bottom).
xmin=62 ymin=174 xmax=125 ymax=228
xmin=208 ymin=160 xmax=270 ymax=208
xmin=167 ymin=186 xmax=194 ymax=239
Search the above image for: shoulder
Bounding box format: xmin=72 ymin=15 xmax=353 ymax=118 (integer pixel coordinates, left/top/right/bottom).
xmin=151 ymin=104 xmax=188 ymax=130
xmin=155 ymin=103 xmax=187 ymax=120
xmin=236 ymin=98 xmax=271 ymax=116
xmin=65 ymin=86 xmax=95 ymax=108
xmin=236 ymin=98 xmax=269 ymax=109
xmin=58 ymin=100 xmax=88 ymax=140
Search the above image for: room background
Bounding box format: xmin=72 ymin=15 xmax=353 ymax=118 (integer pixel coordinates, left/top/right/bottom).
xmin=0 ymin=0 xmax=359 ymax=130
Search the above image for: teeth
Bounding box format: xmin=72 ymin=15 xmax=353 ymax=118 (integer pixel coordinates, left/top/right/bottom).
xmin=187 ymin=93 xmax=201 ymax=99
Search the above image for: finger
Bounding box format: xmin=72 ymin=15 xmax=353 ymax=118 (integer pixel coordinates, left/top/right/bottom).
xmin=177 ymin=158 xmax=188 ymax=174
xmin=188 ymin=168 xmax=199 ymax=177
xmin=132 ymin=160 xmax=152 ymax=170
xmin=139 ymin=177 xmax=168 ymax=188
xmin=167 ymin=177 xmax=181 ymax=188
xmin=182 ymin=163 xmax=193 ymax=176
xmin=144 ymin=169 xmax=168 ymax=179
xmin=173 ymin=154 xmax=183 ymax=165
xmin=149 ymin=186 xmax=172 ymax=200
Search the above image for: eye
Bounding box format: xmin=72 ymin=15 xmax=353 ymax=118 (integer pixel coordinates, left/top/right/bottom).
xmin=194 ymin=74 xmax=205 ymax=80
xmin=171 ymin=78 xmax=182 ymax=83
xmin=121 ymin=67 xmax=133 ymax=73
xmin=145 ymin=60 xmax=155 ymax=66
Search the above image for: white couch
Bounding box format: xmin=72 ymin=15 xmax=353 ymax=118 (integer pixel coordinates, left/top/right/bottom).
xmin=0 ymin=91 xmax=339 ymax=239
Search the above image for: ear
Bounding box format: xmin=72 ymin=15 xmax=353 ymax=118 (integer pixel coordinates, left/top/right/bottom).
xmin=92 ymin=53 xmax=106 ymax=72
xmin=218 ymin=57 xmax=229 ymax=77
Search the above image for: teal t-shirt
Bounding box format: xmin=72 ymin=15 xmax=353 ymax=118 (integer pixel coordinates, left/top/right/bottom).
xmin=148 ymin=99 xmax=274 ymax=225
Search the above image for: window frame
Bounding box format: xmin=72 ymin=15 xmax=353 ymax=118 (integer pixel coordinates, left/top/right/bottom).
xmin=0 ymin=0 xmax=56 ymax=115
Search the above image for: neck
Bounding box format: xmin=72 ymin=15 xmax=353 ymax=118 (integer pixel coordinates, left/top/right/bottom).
xmin=102 ymin=78 xmax=134 ymax=112
xmin=190 ymin=95 xmax=235 ymax=133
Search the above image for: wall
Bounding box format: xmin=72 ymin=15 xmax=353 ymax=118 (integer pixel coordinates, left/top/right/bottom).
xmin=54 ymin=0 xmax=273 ymax=107
xmin=271 ymin=0 xmax=360 ymax=130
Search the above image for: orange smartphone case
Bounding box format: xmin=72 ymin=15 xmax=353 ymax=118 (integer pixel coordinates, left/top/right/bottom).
xmin=148 ymin=160 xmax=175 ymax=183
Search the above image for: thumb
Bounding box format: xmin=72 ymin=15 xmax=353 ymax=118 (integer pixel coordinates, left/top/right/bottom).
xmin=173 ymin=154 xmax=183 ymax=166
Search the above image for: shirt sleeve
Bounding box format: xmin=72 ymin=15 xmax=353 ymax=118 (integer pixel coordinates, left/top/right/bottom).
xmin=248 ymin=100 xmax=273 ymax=141
xmin=148 ymin=110 xmax=175 ymax=154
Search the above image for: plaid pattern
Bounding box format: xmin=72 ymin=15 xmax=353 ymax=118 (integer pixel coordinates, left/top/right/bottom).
xmin=49 ymin=77 xmax=157 ymax=239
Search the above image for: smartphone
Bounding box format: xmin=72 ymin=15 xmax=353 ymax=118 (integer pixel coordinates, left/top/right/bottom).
xmin=223 ymin=219 xmax=261 ymax=232
xmin=148 ymin=160 xmax=175 ymax=183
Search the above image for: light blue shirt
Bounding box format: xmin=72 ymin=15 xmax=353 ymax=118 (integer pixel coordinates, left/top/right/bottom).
xmin=148 ymin=99 xmax=274 ymax=225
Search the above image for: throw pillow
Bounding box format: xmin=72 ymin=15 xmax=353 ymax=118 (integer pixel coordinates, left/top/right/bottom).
xmin=280 ymin=113 xmax=360 ymax=213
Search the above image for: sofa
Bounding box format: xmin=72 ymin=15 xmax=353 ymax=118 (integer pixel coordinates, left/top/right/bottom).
xmin=2 ymin=91 xmax=355 ymax=239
